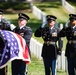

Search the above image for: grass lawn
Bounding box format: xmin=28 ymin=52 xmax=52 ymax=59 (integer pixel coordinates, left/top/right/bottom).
xmin=7 ymin=54 xmax=67 ymax=75
xmin=27 ymin=54 xmax=67 ymax=75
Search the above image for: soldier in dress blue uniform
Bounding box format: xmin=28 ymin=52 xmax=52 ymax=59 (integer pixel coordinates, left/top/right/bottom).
xmin=0 ymin=9 xmax=11 ymax=75
xmin=0 ymin=9 xmax=11 ymax=31
xmin=58 ymin=14 xmax=76 ymax=75
xmin=34 ymin=15 xmax=63 ymax=75
xmin=11 ymin=13 xmax=32 ymax=75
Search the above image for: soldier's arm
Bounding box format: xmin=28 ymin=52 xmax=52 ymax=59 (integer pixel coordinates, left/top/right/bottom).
xmin=2 ymin=19 xmax=11 ymax=31
xmin=57 ymin=28 xmax=63 ymax=55
xmin=34 ymin=21 xmax=47 ymax=37
xmin=0 ymin=32 xmax=5 ymax=49
xmin=57 ymin=37 xmax=63 ymax=55
xmin=23 ymin=27 xmax=32 ymax=46
xmin=57 ymin=27 xmax=66 ymax=53
xmin=34 ymin=27 xmax=43 ymax=37
xmin=58 ymin=27 xmax=66 ymax=37
xmin=5 ymin=21 xmax=11 ymax=31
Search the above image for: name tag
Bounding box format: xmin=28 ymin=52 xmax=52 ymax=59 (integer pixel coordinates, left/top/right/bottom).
xmin=20 ymin=33 xmax=24 ymax=37
xmin=52 ymin=32 xmax=57 ymax=37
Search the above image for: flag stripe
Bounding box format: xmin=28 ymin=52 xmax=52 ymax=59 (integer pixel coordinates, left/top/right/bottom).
xmin=0 ymin=30 xmax=30 ymax=69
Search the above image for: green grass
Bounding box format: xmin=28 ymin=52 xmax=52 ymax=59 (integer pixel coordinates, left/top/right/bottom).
xmin=27 ymin=54 xmax=67 ymax=75
xmin=7 ymin=54 xmax=67 ymax=75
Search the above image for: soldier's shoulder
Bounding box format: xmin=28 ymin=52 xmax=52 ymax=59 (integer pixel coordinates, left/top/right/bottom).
xmin=1 ymin=18 xmax=7 ymax=23
xmin=44 ymin=27 xmax=49 ymax=29
xmin=66 ymin=26 xmax=71 ymax=30
xmin=42 ymin=27 xmax=49 ymax=31
xmin=55 ymin=27 xmax=61 ymax=31
xmin=24 ymin=26 xmax=32 ymax=31
xmin=67 ymin=26 xmax=71 ymax=29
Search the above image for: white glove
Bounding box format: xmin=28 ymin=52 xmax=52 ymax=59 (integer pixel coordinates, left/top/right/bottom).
xmin=65 ymin=20 xmax=69 ymax=27
xmin=41 ymin=21 xmax=47 ymax=28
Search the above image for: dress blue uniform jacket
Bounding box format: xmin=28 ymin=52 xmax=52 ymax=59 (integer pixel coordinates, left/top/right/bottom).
xmin=0 ymin=19 xmax=11 ymax=31
xmin=58 ymin=26 xmax=76 ymax=58
xmin=0 ymin=32 xmax=5 ymax=57
xmin=13 ymin=26 xmax=32 ymax=56
xmin=34 ymin=27 xmax=63 ymax=59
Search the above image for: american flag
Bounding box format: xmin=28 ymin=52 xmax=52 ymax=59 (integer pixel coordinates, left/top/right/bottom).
xmin=0 ymin=30 xmax=30 ymax=69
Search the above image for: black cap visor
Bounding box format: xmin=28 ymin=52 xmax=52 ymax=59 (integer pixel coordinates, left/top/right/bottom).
xmin=18 ymin=17 xmax=28 ymax=20
xmin=47 ymin=18 xmax=55 ymax=21
xmin=69 ymin=17 xmax=76 ymax=21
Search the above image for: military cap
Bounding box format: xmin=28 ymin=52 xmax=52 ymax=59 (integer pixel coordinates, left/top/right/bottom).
xmin=0 ymin=9 xmax=3 ymax=15
xmin=18 ymin=13 xmax=30 ymax=20
xmin=46 ymin=15 xmax=57 ymax=21
xmin=69 ymin=14 xmax=76 ymax=21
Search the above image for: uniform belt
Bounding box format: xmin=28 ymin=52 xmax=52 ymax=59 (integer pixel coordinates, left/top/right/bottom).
xmin=44 ymin=41 xmax=55 ymax=45
xmin=68 ymin=40 xmax=76 ymax=44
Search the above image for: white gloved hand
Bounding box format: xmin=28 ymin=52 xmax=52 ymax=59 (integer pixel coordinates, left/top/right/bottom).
xmin=65 ymin=20 xmax=69 ymax=27
xmin=41 ymin=21 xmax=47 ymax=28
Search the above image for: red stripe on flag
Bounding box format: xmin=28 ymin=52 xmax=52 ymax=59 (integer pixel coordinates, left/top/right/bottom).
xmin=15 ymin=33 xmax=30 ymax=64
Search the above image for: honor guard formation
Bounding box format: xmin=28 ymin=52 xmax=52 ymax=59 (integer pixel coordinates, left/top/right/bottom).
xmin=0 ymin=7 xmax=76 ymax=75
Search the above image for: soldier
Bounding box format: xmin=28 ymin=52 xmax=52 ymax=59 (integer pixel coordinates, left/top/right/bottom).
xmin=0 ymin=9 xmax=11 ymax=75
xmin=58 ymin=14 xmax=76 ymax=75
xmin=11 ymin=13 xmax=32 ymax=75
xmin=0 ymin=9 xmax=11 ymax=30
xmin=34 ymin=15 xmax=63 ymax=75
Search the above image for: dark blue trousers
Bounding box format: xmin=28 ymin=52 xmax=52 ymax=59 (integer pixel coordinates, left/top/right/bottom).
xmin=0 ymin=67 xmax=7 ymax=75
xmin=67 ymin=57 xmax=76 ymax=75
xmin=11 ymin=60 xmax=26 ymax=75
xmin=43 ymin=58 xmax=56 ymax=75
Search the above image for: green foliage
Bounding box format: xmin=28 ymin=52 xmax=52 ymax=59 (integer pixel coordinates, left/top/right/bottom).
xmin=0 ymin=2 xmax=30 ymax=10
xmin=7 ymin=54 xmax=67 ymax=75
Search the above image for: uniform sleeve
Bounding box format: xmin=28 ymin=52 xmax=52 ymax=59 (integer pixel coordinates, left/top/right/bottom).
xmin=2 ymin=19 xmax=11 ymax=31
xmin=34 ymin=27 xmax=43 ymax=37
xmin=5 ymin=21 xmax=11 ymax=31
xmin=57 ymin=27 xmax=66 ymax=54
xmin=57 ymin=40 xmax=63 ymax=55
xmin=58 ymin=27 xmax=66 ymax=37
xmin=57 ymin=28 xmax=63 ymax=55
xmin=0 ymin=32 xmax=5 ymax=50
xmin=23 ymin=27 xmax=32 ymax=46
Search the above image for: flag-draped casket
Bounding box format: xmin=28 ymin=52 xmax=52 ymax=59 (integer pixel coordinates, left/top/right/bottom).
xmin=0 ymin=30 xmax=30 ymax=69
